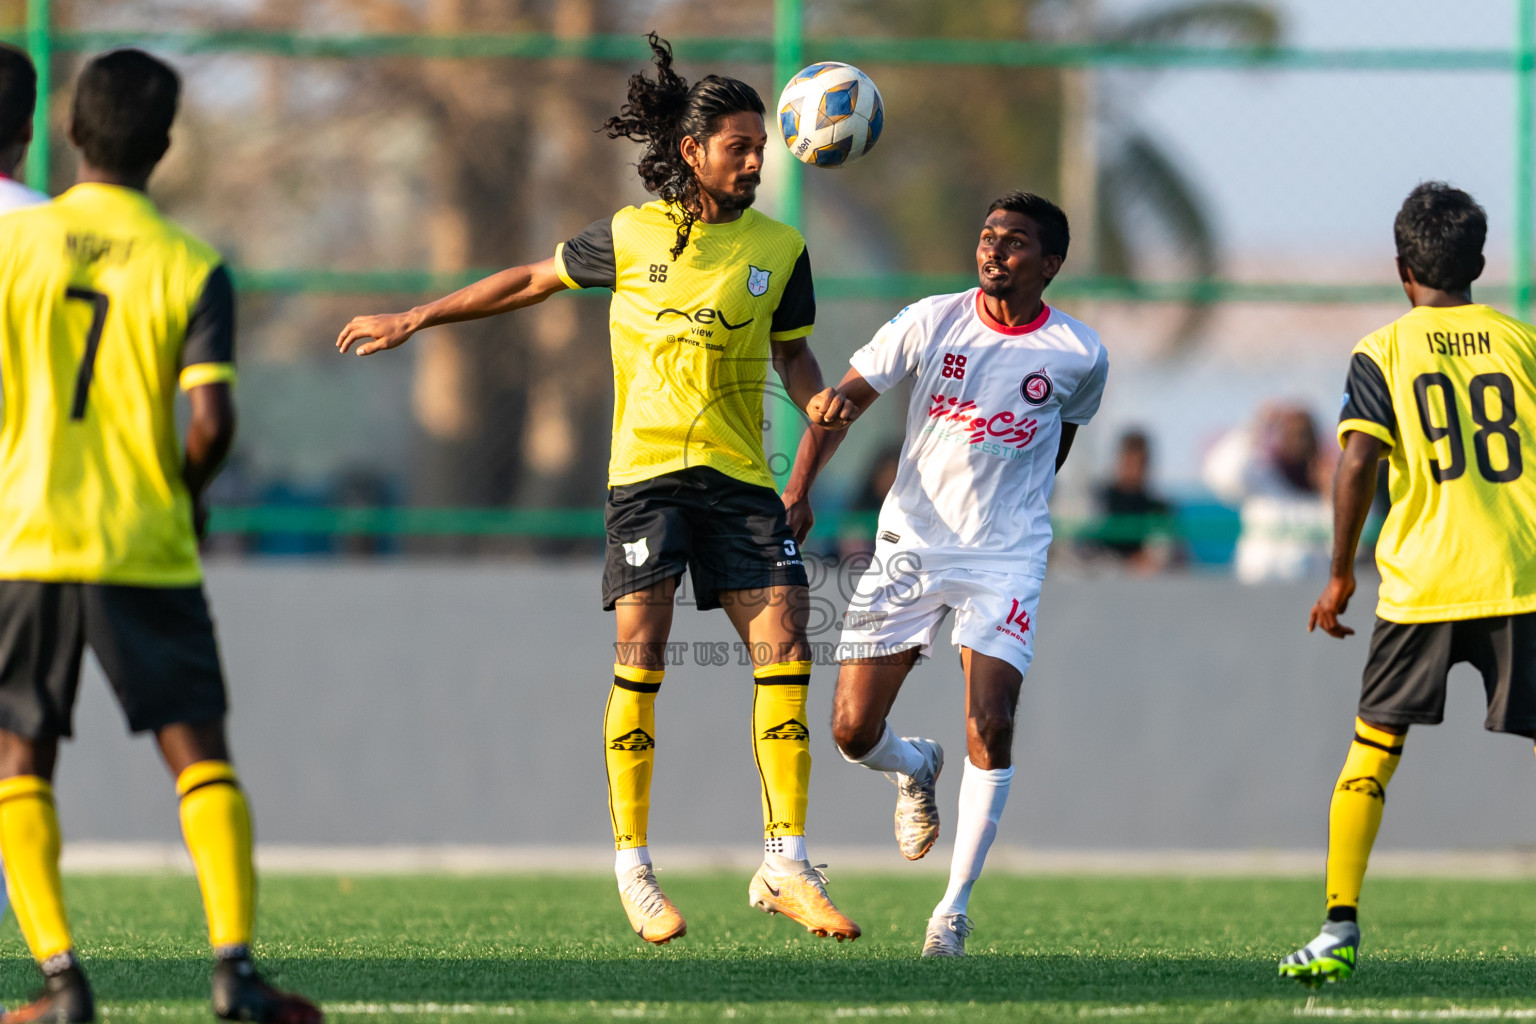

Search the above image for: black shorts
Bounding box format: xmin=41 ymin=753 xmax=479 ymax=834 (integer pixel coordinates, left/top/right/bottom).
xmin=1359 ymin=613 xmax=1536 ymax=737
xmin=0 ymin=580 xmax=228 ymax=740
xmin=602 ymin=466 xmax=809 ymax=611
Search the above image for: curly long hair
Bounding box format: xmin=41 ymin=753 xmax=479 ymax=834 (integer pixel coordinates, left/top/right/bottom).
xmin=602 ymin=33 xmax=765 ymax=260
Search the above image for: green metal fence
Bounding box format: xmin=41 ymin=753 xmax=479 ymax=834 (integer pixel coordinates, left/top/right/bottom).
xmin=10 ymin=1 xmax=1532 ymax=541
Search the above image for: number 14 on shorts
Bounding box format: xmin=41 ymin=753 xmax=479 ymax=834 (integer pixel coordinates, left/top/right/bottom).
xmin=1005 ymin=599 xmax=1030 ymax=632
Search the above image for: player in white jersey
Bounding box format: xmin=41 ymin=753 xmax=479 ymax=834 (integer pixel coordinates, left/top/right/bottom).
xmin=0 ymin=46 xmax=46 ymax=214
xmin=783 ymin=191 xmax=1108 ymax=956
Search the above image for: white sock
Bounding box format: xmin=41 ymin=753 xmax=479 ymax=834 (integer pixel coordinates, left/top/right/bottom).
xmin=844 ymin=723 xmax=925 ymax=776
xmin=615 ymin=846 xmax=652 ymax=877
xmin=934 ymin=758 xmax=1014 ymax=917
xmin=765 ymin=834 xmax=807 ymax=862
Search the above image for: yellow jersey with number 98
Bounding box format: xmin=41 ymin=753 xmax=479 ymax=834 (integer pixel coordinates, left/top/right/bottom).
xmin=1339 ymin=303 xmax=1536 ymax=622
xmin=0 ymin=183 xmax=236 ymax=585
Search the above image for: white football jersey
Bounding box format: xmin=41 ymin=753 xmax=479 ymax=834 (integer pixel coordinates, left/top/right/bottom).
xmin=850 ymin=289 xmax=1108 ymax=578
xmin=0 ymin=176 xmax=46 ymax=214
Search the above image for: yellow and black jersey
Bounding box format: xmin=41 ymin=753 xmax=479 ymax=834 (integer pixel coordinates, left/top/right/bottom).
xmin=0 ymin=183 xmax=235 ymax=586
xmin=1340 ymin=303 xmax=1536 ymax=622
xmin=554 ymin=200 xmax=815 ymax=490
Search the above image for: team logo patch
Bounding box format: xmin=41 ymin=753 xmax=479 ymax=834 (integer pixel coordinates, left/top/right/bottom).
xmin=1020 ymin=370 xmax=1054 ymax=406
xmin=622 ymin=538 xmax=650 ymax=566
xmin=747 ymin=265 xmax=771 ymax=297
xmin=1337 ymin=775 xmax=1384 ymax=801
xmin=760 ymin=719 xmax=810 ymax=742
xmin=610 ymin=728 xmax=655 ymax=751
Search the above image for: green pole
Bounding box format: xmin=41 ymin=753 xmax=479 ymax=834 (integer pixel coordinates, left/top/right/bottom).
xmin=770 ymin=0 xmax=804 ymax=489
xmin=23 ymin=0 xmax=49 ymax=192
xmin=1515 ymin=0 xmax=1534 ymax=320
xmin=772 ymin=0 xmax=804 ymax=229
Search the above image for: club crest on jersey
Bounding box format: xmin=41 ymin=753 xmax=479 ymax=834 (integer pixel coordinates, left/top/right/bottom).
xmin=1020 ymin=370 xmax=1054 ymax=406
xmin=622 ymin=538 xmax=650 ymax=566
xmin=747 ymin=265 xmax=771 ymax=297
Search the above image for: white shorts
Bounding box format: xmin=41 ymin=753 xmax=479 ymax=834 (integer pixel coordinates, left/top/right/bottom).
xmin=835 ymin=561 xmax=1042 ymax=678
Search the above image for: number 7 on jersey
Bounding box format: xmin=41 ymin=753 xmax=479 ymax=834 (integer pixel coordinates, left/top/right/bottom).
xmin=65 ymin=287 xmax=110 ymax=420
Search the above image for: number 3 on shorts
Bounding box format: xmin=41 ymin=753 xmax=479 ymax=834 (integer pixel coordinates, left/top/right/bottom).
xmin=783 ymin=539 xmax=797 ymax=557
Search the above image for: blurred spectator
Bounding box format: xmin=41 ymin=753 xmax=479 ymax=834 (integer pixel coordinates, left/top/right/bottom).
xmin=1202 ymin=403 xmax=1334 ymax=583
xmin=1085 ymin=429 xmax=1177 ymax=573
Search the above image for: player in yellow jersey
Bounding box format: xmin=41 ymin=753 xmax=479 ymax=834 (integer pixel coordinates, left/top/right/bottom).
xmin=0 ymin=51 xmax=320 ymax=1023
xmin=1280 ymin=183 xmax=1536 ymax=986
xmin=337 ymin=34 xmax=860 ymax=945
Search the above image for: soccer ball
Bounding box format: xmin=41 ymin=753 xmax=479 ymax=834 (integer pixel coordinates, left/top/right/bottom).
xmin=776 ymin=62 xmax=884 ymax=168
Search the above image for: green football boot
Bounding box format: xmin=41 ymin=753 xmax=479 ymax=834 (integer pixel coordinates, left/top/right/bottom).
xmin=1279 ymin=920 xmax=1360 ymax=986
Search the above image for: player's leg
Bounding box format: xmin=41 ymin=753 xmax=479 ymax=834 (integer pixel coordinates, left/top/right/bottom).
xmin=1281 ymin=618 xmax=1446 ymax=985
xmin=601 ymin=477 xmax=693 ymax=944
xmin=832 ymin=653 xmax=944 ymax=860
xmin=86 ymin=584 xmax=318 ymax=1022
xmin=831 ymin=560 xmax=950 ymax=861
xmin=608 ymin=577 xmax=686 ymax=944
xmin=922 ymin=648 xmax=1023 ymax=958
xmin=0 ymin=581 xmax=93 ymax=1024
xmin=719 ymin=584 xmax=858 ymax=940
xmin=923 ymin=572 xmax=1036 ymax=958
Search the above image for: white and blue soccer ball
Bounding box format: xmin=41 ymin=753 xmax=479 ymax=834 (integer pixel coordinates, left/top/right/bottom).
xmin=776 ymin=62 xmax=884 ymax=168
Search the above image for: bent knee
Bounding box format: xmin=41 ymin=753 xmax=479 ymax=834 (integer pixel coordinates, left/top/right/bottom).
xmin=831 ymin=714 xmax=884 ymax=760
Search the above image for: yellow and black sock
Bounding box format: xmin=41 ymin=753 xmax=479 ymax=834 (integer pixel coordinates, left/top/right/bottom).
xmin=752 ymin=660 xmax=813 ymax=844
xmin=606 ymin=664 xmax=662 ymax=850
xmin=177 ymin=761 xmax=255 ymax=954
xmin=1325 ymin=718 xmax=1404 ymax=921
xmin=0 ymin=776 xmax=74 ymax=966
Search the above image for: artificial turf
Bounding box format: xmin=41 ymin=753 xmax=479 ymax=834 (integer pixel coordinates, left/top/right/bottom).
xmin=3 ymin=873 xmax=1536 ymax=1022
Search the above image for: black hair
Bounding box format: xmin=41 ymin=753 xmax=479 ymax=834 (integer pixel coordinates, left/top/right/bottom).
xmin=602 ymin=33 xmax=765 ymax=259
xmin=1118 ymin=429 xmax=1150 ymax=455
xmin=71 ymin=49 xmax=180 ymax=177
xmin=1394 ymin=182 xmax=1486 ymax=293
xmin=987 ymin=191 xmax=1070 ymax=262
xmin=0 ymin=45 xmax=36 ymax=151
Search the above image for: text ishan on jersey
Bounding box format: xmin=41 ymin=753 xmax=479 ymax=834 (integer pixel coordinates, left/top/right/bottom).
xmin=1427 ymin=330 xmax=1492 ymax=356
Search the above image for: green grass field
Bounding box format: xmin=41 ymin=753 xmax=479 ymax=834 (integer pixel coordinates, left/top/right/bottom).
xmin=5 ymin=873 xmax=1536 ymax=1022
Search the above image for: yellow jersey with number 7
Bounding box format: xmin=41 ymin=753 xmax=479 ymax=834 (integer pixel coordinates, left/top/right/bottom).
xmin=0 ymin=183 xmax=236 ymax=585
xmin=1339 ymin=302 xmax=1536 ymax=622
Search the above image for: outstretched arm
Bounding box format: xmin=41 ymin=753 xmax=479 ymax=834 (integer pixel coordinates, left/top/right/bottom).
xmin=771 ymin=337 xmax=830 ymax=414
xmin=1309 ymin=430 xmax=1386 ymax=638
xmin=336 ymin=257 xmax=569 ymax=356
xmin=782 ymin=368 xmax=881 ymax=543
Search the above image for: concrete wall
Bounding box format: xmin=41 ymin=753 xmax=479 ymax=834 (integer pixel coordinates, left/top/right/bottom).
xmin=51 ymin=563 xmax=1536 ymax=857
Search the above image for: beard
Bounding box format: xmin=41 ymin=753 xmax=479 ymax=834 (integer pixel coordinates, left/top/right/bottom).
xmin=699 ymin=175 xmax=758 ymax=212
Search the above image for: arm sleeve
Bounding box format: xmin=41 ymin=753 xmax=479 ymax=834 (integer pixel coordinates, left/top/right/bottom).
xmin=848 ymin=302 xmax=926 ymax=393
xmin=1060 ymin=345 xmax=1110 ymax=424
xmin=1337 ymin=351 xmax=1396 ymax=448
xmin=178 ymin=265 xmax=237 ymax=391
xmin=554 ymin=217 xmax=617 ymax=290
xmin=770 ymin=246 xmax=816 ymax=341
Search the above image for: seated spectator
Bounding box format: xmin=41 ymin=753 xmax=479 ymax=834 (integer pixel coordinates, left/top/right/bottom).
xmin=1088 ymin=429 xmax=1176 ymax=572
xmin=1202 ymin=403 xmax=1334 ymax=583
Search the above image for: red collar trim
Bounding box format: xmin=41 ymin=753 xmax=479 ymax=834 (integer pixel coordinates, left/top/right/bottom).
xmin=975 ymin=290 xmax=1050 ymax=335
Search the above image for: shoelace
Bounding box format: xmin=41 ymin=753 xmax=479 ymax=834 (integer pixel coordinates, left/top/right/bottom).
xmin=949 ymin=914 xmax=974 ymax=938
xmin=621 ymin=870 xmax=672 ymax=918
xmin=798 ymin=864 xmax=833 ymax=898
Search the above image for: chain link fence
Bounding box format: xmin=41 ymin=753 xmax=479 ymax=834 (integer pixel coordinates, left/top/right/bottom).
xmin=6 ymin=0 xmax=1529 ymax=564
